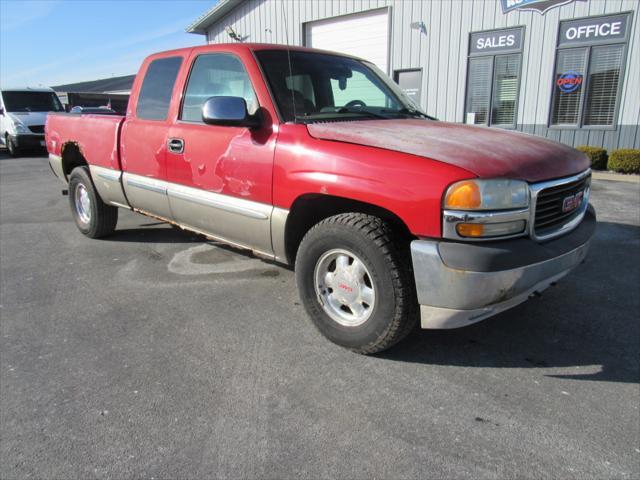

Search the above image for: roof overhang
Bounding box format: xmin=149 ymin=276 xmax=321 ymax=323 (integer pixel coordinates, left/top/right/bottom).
xmin=186 ymin=0 xmax=242 ymax=35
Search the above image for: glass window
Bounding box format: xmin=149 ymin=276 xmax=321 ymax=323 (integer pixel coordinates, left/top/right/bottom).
xmin=330 ymin=70 xmax=388 ymax=107
xmin=255 ymin=50 xmax=415 ymax=123
xmin=491 ymin=55 xmax=521 ymax=126
xmin=465 ymin=54 xmax=521 ymax=127
xmin=465 ymin=57 xmax=492 ymax=125
xmin=550 ymin=14 xmax=630 ymax=129
xmin=550 ymin=48 xmax=587 ymax=126
xmin=181 ymin=54 xmax=258 ymax=122
xmin=136 ymin=57 xmax=182 ymax=121
xmin=285 ymin=74 xmax=315 ymax=107
xmin=584 ymin=45 xmax=624 ymax=126
xmin=1 ymin=91 xmax=63 ymax=112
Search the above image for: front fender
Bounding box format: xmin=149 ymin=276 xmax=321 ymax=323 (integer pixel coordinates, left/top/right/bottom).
xmin=272 ymin=124 xmax=476 ymax=238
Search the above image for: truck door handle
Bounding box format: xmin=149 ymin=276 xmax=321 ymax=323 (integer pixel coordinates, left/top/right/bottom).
xmin=167 ymin=138 xmax=184 ymax=154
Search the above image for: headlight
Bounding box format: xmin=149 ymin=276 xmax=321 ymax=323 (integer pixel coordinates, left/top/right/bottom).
xmin=443 ymin=178 xmax=530 ymax=240
xmin=14 ymin=123 xmax=29 ymax=134
xmin=444 ymin=179 xmax=529 ymax=210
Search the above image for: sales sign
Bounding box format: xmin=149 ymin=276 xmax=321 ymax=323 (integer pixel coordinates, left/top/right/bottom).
xmin=469 ymin=27 xmax=524 ymax=56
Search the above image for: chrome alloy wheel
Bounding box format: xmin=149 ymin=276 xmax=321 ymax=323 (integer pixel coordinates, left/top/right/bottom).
xmin=314 ymin=249 xmax=376 ymax=327
xmin=74 ymin=183 xmax=91 ymax=224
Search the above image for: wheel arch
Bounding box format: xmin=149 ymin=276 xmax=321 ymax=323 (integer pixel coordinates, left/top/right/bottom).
xmin=281 ymin=193 xmax=415 ymax=265
xmin=60 ymin=142 xmax=88 ymax=179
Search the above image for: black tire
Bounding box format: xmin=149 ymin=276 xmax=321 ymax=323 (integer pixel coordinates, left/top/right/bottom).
xmin=68 ymin=166 xmax=118 ymax=238
xmin=6 ymin=135 xmax=20 ymax=157
xmin=295 ymin=213 xmax=417 ymax=354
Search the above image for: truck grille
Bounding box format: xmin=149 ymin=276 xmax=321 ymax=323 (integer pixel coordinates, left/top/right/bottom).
xmin=28 ymin=125 xmax=45 ymax=134
xmin=534 ymin=174 xmax=590 ymax=235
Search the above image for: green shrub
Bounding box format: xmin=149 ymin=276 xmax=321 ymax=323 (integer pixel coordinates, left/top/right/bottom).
xmin=608 ymin=149 xmax=640 ymax=174
xmin=576 ymin=145 xmax=608 ymax=170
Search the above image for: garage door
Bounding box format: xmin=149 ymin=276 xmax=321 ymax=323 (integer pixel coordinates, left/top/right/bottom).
xmin=304 ymin=8 xmax=389 ymax=73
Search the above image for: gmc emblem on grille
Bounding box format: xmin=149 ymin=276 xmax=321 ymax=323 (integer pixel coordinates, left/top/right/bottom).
xmin=562 ymin=191 xmax=584 ymax=213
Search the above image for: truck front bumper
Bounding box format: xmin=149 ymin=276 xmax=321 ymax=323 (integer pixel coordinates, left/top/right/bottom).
xmin=411 ymin=205 xmax=596 ymax=329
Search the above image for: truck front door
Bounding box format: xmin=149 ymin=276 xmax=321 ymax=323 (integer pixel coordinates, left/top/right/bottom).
xmin=165 ymin=52 xmax=277 ymax=255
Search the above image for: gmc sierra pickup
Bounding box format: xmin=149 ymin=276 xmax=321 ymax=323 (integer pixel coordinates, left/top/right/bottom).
xmin=46 ymin=43 xmax=595 ymax=354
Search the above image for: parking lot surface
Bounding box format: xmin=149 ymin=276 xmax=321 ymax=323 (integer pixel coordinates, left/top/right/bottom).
xmin=1 ymin=152 xmax=639 ymax=479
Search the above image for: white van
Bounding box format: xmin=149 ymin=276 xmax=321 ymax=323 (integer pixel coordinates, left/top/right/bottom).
xmin=0 ymin=87 xmax=64 ymax=156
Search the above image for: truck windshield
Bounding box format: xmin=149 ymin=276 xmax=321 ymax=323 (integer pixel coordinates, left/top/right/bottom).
xmin=255 ymin=50 xmax=431 ymax=123
xmin=2 ymin=91 xmax=64 ymax=112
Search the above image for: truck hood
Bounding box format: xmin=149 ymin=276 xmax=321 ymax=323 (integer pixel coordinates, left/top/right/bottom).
xmin=8 ymin=111 xmax=49 ymax=127
xmin=306 ymin=119 xmax=589 ymax=182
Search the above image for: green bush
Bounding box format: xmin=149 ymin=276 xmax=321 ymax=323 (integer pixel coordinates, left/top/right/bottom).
xmin=576 ymin=145 xmax=608 ymax=170
xmin=608 ymin=149 xmax=640 ymax=174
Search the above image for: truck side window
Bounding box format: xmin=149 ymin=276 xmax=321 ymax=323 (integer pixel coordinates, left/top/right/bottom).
xmin=136 ymin=56 xmax=182 ymax=121
xmin=181 ymin=54 xmax=258 ymax=123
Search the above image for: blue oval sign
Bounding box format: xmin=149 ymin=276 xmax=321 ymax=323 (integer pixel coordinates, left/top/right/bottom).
xmin=556 ymin=71 xmax=583 ymax=93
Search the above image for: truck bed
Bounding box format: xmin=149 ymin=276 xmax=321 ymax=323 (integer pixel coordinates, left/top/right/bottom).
xmin=46 ymin=112 xmax=125 ymax=171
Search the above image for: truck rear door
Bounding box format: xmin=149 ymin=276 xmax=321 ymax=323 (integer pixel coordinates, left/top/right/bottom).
xmin=120 ymin=54 xmax=185 ymax=220
xmin=164 ymin=50 xmax=277 ymax=255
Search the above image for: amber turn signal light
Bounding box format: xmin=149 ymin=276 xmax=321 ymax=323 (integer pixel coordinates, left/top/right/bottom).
xmin=456 ymin=223 xmax=485 ymax=237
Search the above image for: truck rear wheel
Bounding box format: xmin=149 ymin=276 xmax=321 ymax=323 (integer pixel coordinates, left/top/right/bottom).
xmin=68 ymin=166 xmax=118 ymax=238
xmin=295 ymin=213 xmax=417 ymax=354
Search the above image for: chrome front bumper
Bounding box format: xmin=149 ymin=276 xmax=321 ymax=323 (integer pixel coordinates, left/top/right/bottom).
xmin=411 ymin=206 xmax=595 ymax=329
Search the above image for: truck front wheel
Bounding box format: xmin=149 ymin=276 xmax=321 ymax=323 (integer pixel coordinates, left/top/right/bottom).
xmin=68 ymin=166 xmax=118 ymax=238
xmin=295 ymin=213 xmax=417 ymax=354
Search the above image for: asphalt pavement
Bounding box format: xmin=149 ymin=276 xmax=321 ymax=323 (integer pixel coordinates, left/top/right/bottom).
xmin=1 ymin=152 xmax=639 ymax=479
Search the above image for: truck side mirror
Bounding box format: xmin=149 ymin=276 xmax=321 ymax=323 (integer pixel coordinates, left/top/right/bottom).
xmin=0 ymin=107 xmax=4 ymax=115
xmin=202 ymin=96 xmax=261 ymax=128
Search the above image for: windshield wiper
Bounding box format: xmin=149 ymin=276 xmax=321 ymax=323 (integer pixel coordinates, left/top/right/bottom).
xmin=389 ymin=107 xmax=436 ymax=120
xmin=335 ymin=107 xmax=390 ymax=119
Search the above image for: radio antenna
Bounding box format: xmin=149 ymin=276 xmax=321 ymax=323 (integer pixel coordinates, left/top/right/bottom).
xmin=281 ymin=0 xmax=297 ymax=123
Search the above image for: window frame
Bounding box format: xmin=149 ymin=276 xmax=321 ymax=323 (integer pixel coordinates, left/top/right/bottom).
xmin=464 ymin=26 xmax=525 ymax=130
xmin=548 ymin=12 xmax=633 ymax=131
xmin=464 ymin=52 xmax=523 ymax=129
xmin=178 ymin=52 xmax=260 ymax=125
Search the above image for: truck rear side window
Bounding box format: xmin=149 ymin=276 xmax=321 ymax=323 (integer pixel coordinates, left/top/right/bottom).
xmin=136 ymin=56 xmax=182 ymax=121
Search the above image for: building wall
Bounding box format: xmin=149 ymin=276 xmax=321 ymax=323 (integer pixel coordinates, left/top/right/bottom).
xmin=203 ymin=0 xmax=640 ymax=150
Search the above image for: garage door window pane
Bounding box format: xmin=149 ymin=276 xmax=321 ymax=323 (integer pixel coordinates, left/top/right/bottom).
xmin=491 ymin=55 xmax=520 ymax=126
xmin=465 ymin=57 xmax=492 ymax=125
xmin=584 ymin=45 xmax=623 ymax=126
xmin=137 ymin=57 xmax=182 ymax=121
xmin=181 ymin=54 xmax=258 ymax=122
xmin=550 ymin=48 xmax=587 ymax=126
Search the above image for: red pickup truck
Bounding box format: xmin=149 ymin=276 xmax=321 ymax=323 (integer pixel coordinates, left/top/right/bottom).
xmin=46 ymin=43 xmax=595 ymax=354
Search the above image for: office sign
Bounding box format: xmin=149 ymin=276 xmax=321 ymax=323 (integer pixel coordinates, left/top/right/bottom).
xmin=501 ymin=0 xmax=586 ymax=15
xmin=558 ymin=13 xmax=631 ymax=46
xmin=469 ymin=27 xmax=524 ymax=56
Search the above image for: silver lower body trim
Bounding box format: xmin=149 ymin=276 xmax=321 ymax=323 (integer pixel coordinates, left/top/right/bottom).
xmin=48 ymin=154 xmax=66 ymax=183
xmin=411 ymin=238 xmax=591 ymax=329
xmin=90 ymin=165 xmax=129 ymax=208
